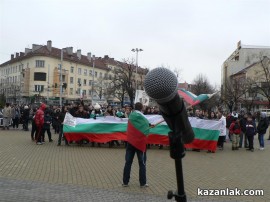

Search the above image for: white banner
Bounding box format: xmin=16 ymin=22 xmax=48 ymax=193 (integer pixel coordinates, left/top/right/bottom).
xmin=135 ymin=90 xmax=150 ymax=106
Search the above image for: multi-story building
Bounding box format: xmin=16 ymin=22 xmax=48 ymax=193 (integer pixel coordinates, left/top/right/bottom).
xmin=229 ymin=56 xmax=270 ymax=111
xmin=0 ymin=40 xmax=146 ymax=106
xmin=221 ymin=41 xmax=270 ymax=90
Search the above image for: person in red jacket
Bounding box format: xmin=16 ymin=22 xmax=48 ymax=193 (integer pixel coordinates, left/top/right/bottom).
xmin=34 ymin=103 xmax=46 ymax=145
xmin=229 ymin=116 xmax=241 ymax=150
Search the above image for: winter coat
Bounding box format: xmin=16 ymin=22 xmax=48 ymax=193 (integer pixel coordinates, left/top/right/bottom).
xmin=34 ymin=103 xmax=46 ymax=127
xmin=43 ymin=114 xmax=52 ymax=129
xmin=3 ymin=106 xmax=12 ymax=118
xmin=257 ymin=118 xmax=269 ymax=135
xmin=245 ymin=120 xmax=257 ymax=136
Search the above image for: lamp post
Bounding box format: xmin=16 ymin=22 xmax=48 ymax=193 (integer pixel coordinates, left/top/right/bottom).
xmin=131 ymin=48 xmax=143 ymax=90
xmin=91 ymin=55 xmax=95 ymax=105
xmin=60 ymin=49 xmax=63 ymax=107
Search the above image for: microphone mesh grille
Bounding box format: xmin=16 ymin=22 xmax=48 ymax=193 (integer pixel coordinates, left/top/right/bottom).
xmin=144 ymin=67 xmax=178 ymax=103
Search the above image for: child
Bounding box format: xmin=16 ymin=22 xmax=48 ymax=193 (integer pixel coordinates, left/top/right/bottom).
xmin=245 ymin=115 xmax=257 ymax=152
xmin=229 ymin=117 xmax=241 ymax=150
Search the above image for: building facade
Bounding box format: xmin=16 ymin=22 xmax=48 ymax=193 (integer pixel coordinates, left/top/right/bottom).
xmin=229 ymin=56 xmax=270 ymax=111
xmin=221 ymin=41 xmax=270 ymax=90
xmin=0 ymin=40 xmax=146 ymax=106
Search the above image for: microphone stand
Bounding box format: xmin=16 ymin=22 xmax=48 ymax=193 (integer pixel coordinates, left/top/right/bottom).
xmin=162 ymin=105 xmax=187 ymax=202
xmin=167 ymin=129 xmax=186 ymax=202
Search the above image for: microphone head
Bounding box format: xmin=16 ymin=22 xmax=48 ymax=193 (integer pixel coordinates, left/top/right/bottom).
xmin=144 ymin=67 xmax=178 ymax=103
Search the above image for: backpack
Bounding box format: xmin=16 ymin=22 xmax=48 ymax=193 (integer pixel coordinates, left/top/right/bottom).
xmin=233 ymin=123 xmax=240 ymax=130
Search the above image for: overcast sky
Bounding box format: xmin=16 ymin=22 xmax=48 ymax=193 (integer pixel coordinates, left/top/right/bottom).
xmin=1 ymin=0 xmax=270 ymax=86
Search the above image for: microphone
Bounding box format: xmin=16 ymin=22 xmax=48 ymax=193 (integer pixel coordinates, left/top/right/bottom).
xmin=144 ymin=67 xmax=194 ymax=144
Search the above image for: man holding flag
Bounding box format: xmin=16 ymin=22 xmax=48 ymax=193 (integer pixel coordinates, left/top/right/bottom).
xmin=122 ymin=102 xmax=153 ymax=188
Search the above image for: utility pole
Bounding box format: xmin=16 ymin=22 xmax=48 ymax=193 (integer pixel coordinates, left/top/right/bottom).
xmin=60 ymin=49 xmax=63 ymax=107
xmin=91 ymin=55 xmax=95 ymax=105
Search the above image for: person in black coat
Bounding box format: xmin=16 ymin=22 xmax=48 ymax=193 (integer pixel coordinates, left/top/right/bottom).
xmin=42 ymin=109 xmax=53 ymax=142
xmin=257 ymin=112 xmax=269 ymax=150
xmin=22 ymin=106 xmax=30 ymax=131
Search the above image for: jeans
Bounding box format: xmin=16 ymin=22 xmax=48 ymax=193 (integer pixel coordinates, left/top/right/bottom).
xmin=258 ymin=134 xmax=265 ymax=148
xmin=123 ymin=143 xmax=147 ymax=186
xmin=239 ymin=132 xmax=248 ymax=147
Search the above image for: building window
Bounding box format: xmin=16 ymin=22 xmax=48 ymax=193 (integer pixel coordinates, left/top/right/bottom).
xmin=83 ymin=79 xmax=87 ymax=86
xmin=99 ymin=72 xmax=102 ymax=78
xmin=89 ymin=80 xmax=92 ymax=86
xmin=34 ymin=72 xmax=47 ymax=81
xmin=78 ymin=78 xmax=81 ymax=86
xmin=89 ymin=70 xmax=92 ymax=76
xmin=88 ymin=90 xmax=92 ymax=96
xmin=34 ymin=85 xmax=44 ymax=92
xmin=71 ymin=66 xmax=74 ymax=73
xmin=78 ymin=68 xmax=81 ymax=75
xmin=109 ymin=74 xmax=112 ymax=80
xmin=36 ymin=60 xmax=45 ymax=68
xmin=77 ymin=88 xmax=81 ymax=95
xmin=95 ymin=71 xmax=97 ymax=78
xmin=83 ymin=90 xmax=86 ymax=96
xmin=70 ymin=77 xmax=74 ymax=84
xmin=84 ymin=69 xmax=87 ymax=76
xmin=70 ymin=88 xmax=73 ymax=95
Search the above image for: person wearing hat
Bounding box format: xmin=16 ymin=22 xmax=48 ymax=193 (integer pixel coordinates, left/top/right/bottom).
xmin=34 ymin=103 xmax=46 ymax=145
xmin=90 ymin=103 xmax=104 ymax=147
xmin=90 ymin=103 xmax=104 ymax=119
xmin=257 ymin=112 xmax=269 ymax=150
xmin=229 ymin=115 xmax=241 ymax=150
xmin=22 ymin=105 xmax=30 ymax=131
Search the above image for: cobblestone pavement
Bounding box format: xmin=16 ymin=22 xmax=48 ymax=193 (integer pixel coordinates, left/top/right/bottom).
xmin=0 ymin=128 xmax=269 ymax=201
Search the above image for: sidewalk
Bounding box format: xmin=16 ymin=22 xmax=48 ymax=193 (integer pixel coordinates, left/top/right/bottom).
xmin=0 ymin=128 xmax=269 ymax=201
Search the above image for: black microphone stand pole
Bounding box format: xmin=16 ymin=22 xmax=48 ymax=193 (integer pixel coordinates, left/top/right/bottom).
xmin=167 ymin=129 xmax=186 ymax=202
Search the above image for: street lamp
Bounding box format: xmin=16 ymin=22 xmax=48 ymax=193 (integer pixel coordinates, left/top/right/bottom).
xmin=131 ymin=48 xmax=143 ymax=89
xmin=91 ymin=55 xmax=95 ymax=105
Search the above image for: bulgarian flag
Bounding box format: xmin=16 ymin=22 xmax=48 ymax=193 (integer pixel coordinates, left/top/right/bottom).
xmin=178 ymin=89 xmax=217 ymax=106
xmin=127 ymin=111 xmax=150 ymax=152
xmin=63 ymin=114 xmax=221 ymax=151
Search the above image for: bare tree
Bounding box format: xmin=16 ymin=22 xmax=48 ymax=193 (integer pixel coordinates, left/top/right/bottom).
xmin=192 ymin=74 xmax=216 ymax=111
xmin=222 ymin=76 xmax=249 ymax=112
xmin=253 ymin=56 xmax=270 ymax=108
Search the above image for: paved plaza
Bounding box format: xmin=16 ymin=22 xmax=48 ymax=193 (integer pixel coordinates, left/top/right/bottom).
xmin=0 ymin=128 xmax=269 ymax=202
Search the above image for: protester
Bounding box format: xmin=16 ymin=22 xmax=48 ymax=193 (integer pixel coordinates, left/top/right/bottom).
xmin=217 ymin=110 xmax=226 ymax=150
xmin=42 ymin=109 xmax=53 ymax=142
xmin=11 ymin=104 xmax=20 ymax=129
xmin=31 ymin=108 xmax=37 ymax=141
xmin=122 ymin=102 xmax=153 ymax=188
xmin=2 ymin=103 xmax=12 ymax=130
xmin=246 ymin=114 xmax=257 ymax=152
xmin=257 ymin=112 xmax=269 ymax=150
xmin=22 ymin=105 xmax=30 ymax=131
xmin=239 ymin=113 xmax=248 ymax=148
xmin=57 ymin=106 xmax=69 ymax=146
xmin=229 ymin=116 xmax=241 ymax=150
xmin=34 ymin=103 xmax=46 ymax=145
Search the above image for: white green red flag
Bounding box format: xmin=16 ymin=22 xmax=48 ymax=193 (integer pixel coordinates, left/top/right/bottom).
xmin=63 ymin=113 xmax=221 ymax=151
xmin=178 ymin=89 xmax=217 ymax=106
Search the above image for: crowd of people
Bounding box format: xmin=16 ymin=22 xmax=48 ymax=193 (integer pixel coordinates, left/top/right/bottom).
xmin=1 ymin=102 xmax=269 ymax=152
